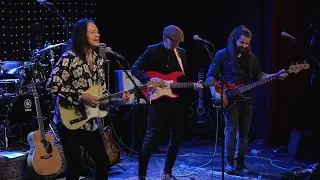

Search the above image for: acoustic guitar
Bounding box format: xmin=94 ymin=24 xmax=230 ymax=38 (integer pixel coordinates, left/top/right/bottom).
xmin=27 ymin=84 xmax=62 ymax=175
xmin=213 ymin=62 xmax=310 ymax=111
xmin=189 ymin=69 xmax=213 ymax=133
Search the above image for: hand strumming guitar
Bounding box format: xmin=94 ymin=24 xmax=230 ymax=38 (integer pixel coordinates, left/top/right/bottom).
xmin=212 ymin=91 xmax=227 ymax=103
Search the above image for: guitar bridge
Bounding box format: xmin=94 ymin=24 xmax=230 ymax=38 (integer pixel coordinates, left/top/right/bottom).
xmin=40 ymin=155 xmax=52 ymax=159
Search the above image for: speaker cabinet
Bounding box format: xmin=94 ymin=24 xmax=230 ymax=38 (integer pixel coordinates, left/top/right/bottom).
xmin=288 ymin=128 xmax=320 ymax=160
xmin=113 ymin=70 xmax=147 ymax=105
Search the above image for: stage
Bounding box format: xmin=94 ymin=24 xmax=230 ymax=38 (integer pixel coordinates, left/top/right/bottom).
xmin=0 ymin=140 xmax=317 ymax=180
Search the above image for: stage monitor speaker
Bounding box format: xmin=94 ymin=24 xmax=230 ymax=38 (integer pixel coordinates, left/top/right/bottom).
xmin=114 ymin=70 xmax=147 ymax=105
xmin=288 ymin=128 xmax=320 ymax=160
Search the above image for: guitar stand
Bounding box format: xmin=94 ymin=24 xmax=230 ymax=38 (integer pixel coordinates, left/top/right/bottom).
xmin=115 ymin=163 xmax=126 ymax=171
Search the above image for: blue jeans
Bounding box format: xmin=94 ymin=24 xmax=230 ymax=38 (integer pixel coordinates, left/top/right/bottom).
xmin=224 ymin=104 xmax=253 ymax=160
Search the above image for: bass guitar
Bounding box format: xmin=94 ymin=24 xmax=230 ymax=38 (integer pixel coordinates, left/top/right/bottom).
xmin=59 ymin=83 xmax=156 ymax=130
xmin=27 ymin=84 xmax=62 ymax=175
xmin=142 ymin=71 xmax=216 ymax=102
xmin=214 ymin=62 xmax=310 ymax=111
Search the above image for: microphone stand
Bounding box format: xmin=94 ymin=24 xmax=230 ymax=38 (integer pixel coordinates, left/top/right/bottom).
xmin=285 ymin=37 xmax=320 ymax=85
xmin=41 ymin=3 xmax=72 ymax=42
xmin=288 ymin=38 xmax=320 ymax=67
xmin=201 ymin=41 xmax=226 ymax=179
xmin=113 ymin=57 xmax=148 ymax=105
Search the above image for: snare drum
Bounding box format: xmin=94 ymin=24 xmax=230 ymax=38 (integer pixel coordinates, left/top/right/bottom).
xmin=0 ymin=79 xmax=21 ymax=95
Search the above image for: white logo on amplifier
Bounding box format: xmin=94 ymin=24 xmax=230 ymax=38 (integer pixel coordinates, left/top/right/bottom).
xmin=24 ymin=99 xmax=32 ymax=112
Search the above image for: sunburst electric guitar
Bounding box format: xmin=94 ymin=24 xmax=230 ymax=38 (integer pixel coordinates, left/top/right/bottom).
xmin=96 ymin=118 xmax=120 ymax=167
xmin=214 ymin=62 xmax=310 ymax=111
xmin=59 ymin=83 xmax=157 ymax=130
xmin=142 ymin=71 xmax=216 ymax=102
xmin=27 ymin=84 xmax=62 ymax=176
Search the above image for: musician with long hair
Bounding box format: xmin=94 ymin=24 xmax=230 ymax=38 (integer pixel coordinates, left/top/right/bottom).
xmin=206 ymin=25 xmax=288 ymax=175
xmin=46 ymin=18 xmax=130 ymax=180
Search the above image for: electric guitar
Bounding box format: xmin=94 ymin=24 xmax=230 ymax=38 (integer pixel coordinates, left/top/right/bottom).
xmin=214 ymin=62 xmax=310 ymax=111
xmin=59 ymin=83 xmax=156 ymax=130
xmin=142 ymin=71 xmax=216 ymax=102
xmin=189 ymin=69 xmax=213 ymax=133
xmin=96 ymin=118 xmax=120 ymax=166
xmin=27 ymin=84 xmax=62 ymax=175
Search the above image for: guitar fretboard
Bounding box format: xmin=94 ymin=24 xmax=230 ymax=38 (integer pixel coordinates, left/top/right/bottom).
xmin=169 ymin=82 xmax=216 ymax=88
xmin=238 ymin=73 xmax=279 ymax=93
xmin=99 ymin=84 xmax=148 ymax=102
xmin=30 ymin=85 xmax=46 ymax=140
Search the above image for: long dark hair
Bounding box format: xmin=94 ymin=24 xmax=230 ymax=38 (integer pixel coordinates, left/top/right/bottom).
xmin=227 ymin=25 xmax=253 ymax=57
xmin=70 ymin=19 xmax=95 ymax=61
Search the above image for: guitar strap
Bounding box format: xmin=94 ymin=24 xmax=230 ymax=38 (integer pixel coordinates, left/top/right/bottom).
xmin=174 ymin=48 xmax=185 ymax=74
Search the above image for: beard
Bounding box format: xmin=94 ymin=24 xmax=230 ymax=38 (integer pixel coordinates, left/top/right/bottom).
xmin=236 ymin=46 xmax=249 ymax=54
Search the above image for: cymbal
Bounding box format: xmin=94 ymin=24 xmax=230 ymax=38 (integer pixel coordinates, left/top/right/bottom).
xmin=0 ymin=78 xmax=20 ymax=83
xmin=0 ymin=61 xmax=32 ymax=71
xmin=35 ymin=42 xmax=67 ymax=53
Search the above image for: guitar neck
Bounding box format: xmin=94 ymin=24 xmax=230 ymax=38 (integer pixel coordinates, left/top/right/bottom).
xmin=32 ymin=86 xmax=46 ymax=140
xmin=238 ymin=73 xmax=279 ymax=93
xmin=169 ymin=82 xmax=216 ymax=88
xmin=99 ymin=84 xmax=147 ymax=102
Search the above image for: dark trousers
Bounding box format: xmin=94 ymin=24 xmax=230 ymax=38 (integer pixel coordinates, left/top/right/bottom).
xmin=223 ymin=104 xmax=253 ymax=161
xmin=138 ymin=99 xmax=184 ymax=177
xmin=57 ymin=123 xmax=110 ymax=180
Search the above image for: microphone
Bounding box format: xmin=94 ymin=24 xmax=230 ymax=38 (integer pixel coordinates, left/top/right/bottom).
xmin=193 ymin=35 xmax=213 ymax=45
xmin=281 ymin=32 xmax=299 ymax=42
xmin=37 ymin=0 xmax=53 ymax=5
xmin=105 ymin=47 xmax=126 ymax=60
xmin=99 ymin=43 xmax=107 ymax=60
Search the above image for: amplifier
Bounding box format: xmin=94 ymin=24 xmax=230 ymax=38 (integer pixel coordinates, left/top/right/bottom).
xmin=114 ymin=70 xmax=147 ymax=105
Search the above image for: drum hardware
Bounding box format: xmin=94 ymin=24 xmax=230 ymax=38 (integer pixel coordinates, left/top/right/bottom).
xmin=0 ymin=78 xmax=22 ymax=95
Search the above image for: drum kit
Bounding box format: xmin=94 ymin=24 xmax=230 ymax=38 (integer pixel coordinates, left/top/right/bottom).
xmin=0 ymin=42 xmax=65 ymax=150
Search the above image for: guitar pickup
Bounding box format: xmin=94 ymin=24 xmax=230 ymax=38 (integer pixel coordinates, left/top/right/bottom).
xmin=70 ymin=116 xmax=87 ymax=125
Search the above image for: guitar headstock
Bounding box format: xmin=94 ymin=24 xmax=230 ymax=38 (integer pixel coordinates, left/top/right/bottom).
xmin=198 ymin=68 xmax=205 ymax=81
xmin=287 ymin=61 xmax=310 ymax=74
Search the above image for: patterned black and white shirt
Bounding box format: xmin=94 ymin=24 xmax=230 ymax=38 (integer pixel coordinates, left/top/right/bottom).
xmin=46 ymin=50 xmax=106 ymax=131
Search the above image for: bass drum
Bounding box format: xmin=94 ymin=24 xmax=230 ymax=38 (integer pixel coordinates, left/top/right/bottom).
xmin=4 ymin=92 xmax=53 ymax=143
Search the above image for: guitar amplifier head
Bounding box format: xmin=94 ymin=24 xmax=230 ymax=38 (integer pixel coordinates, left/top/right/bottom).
xmin=114 ymin=70 xmax=147 ymax=105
